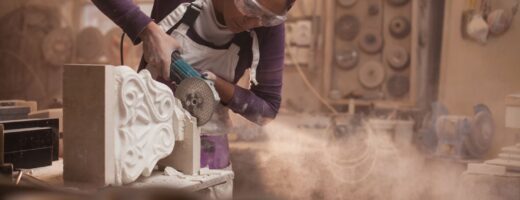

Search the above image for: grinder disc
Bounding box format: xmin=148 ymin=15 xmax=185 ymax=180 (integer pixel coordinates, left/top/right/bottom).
xmin=175 ymin=78 xmax=216 ymax=126
xmin=386 ymin=45 xmax=410 ymax=70
xmin=358 ymin=61 xmax=385 ymax=89
xmin=358 ymin=30 xmax=383 ymax=54
xmin=335 ymin=48 xmax=359 ymax=70
xmin=336 ymin=15 xmax=361 ymax=41
xmin=389 ymin=16 xmax=411 ymax=38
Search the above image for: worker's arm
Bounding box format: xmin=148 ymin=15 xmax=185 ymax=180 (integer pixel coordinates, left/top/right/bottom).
xmin=91 ymin=0 xmax=183 ymax=80
xmin=217 ymin=25 xmax=285 ymax=126
xmin=91 ymin=0 xmax=152 ymax=43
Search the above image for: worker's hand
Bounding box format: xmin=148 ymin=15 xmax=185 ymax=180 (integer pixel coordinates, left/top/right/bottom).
xmin=201 ymin=70 xmax=217 ymax=81
xmin=139 ymin=22 xmax=180 ymax=80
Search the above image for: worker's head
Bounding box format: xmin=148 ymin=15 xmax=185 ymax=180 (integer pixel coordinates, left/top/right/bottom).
xmin=223 ymin=0 xmax=295 ymax=33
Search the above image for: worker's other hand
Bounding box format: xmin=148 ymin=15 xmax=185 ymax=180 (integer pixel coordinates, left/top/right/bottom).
xmin=201 ymin=70 xmax=217 ymax=81
xmin=139 ymin=22 xmax=180 ymax=80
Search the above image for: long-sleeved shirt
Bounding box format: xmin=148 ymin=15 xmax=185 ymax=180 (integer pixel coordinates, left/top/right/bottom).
xmin=91 ymin=0 xmax=284 ymax=125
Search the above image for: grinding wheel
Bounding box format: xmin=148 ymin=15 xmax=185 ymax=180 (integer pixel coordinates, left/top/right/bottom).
xmin=337 ymin=0 xmax=358 ymax=8
xmin=358 ymin=61 xmax=385 ymax=89
xmin=385 ymin=45 xmax=409 ymax=70
xmin=368 ymin=2 xmax=381 ymax=16
xmin=42 ymin=28 xmax=73 ymax=67
xmin=358 ymin=30 xmax=383 ymax=54
xmin=389 ymin=16 xmax=411 ymax=38
xmin=335 ymin=48 xmax=359 ymax=70
xmin=386 ymin=74 xmax=410 ymax=98
xmin=175 ymin=78 xmax=216 ymax=126
xmin=336 ymin=15 xmax=361 ymax=41
xmin=465 ymin=106 xmax=494 ymax=158
xmin=387 ymin=0 xmax=410 ymax=6
xmin=76 ymin=27 xmax=105 ymax=62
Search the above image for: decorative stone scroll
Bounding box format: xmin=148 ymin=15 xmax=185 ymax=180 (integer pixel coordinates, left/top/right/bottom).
xmin=64 ymin=65 xmax=197 ymax=186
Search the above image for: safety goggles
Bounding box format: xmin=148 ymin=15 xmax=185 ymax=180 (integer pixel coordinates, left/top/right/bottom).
xmin=234 ymin=0 xmax=288 ymax=27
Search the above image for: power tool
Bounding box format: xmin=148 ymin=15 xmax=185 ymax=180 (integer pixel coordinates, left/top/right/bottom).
xmin=170 ymin=51 xmax=219 ymax=126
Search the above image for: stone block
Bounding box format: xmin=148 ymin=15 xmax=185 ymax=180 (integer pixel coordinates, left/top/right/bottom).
xmin=63 ymin=65 xmax=191 ymax=186
xmin=159 ymin=116 xmax=201 ymax=175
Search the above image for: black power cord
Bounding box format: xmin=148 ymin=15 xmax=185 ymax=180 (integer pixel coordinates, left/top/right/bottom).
xmin=120 ymin=32 xmax=126 ymax=65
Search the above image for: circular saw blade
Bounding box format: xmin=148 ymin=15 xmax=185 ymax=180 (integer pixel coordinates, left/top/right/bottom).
xmin=386 ymin=74 xmax=410 ymax=98
xmin=389 ymin=16 xmax=411 ymax=38
xmin=175 ymin=78 xmax=216 ymax=126
xmin=386 ymin=45 xmax=410 ymax=70
xmin=465 ymin=108 xmax=494 ymax=157
xmin=335 ymin=48 xmax=359 ymax=70
xmin=358 ymin=61 xmax=385 ymax=89
xmin=358 ymin=30 xmax=384 ymax=54
xmin=336 ymin=15 xmax=361 ymax=41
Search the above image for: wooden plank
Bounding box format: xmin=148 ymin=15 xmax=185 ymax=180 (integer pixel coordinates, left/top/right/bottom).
xmin=409 ymin=0 xmax=419 ymax=107
xmin=498 ymin=153 xmax=520 ymax=161
xmin=466 ymin=163 xmax=507 ymax=176
xmin=502 ymin=146 xmax=520 ymax=154
xmin=0 ymin=100 xmax=37 ymax=113
xmin=322 ymin=0 xmax=335 ymax=101
xmin=505 ymin=94 xmax=520 ymax=107
xmin=485 ymin=159 xmax=520 ymax=171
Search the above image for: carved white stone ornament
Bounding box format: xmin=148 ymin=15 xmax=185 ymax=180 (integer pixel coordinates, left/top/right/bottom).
xmin=113 ymin=66 xmax=182 ymax=184
xmin=63 ymin=65 xmax=197 ymax=186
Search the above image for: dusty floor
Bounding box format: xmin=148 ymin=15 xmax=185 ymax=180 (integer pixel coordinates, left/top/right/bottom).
xmin=229 ymin=114 xmax=469 ymax=200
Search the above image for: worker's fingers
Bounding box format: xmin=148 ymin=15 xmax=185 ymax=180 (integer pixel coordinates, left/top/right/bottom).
xmin=201 ymin=70 xmax=217 ymax=81
xmin=161 ymin=54 xmax=171 ymax=81
xmin=139 ymin=22 xmax=181 ymax=81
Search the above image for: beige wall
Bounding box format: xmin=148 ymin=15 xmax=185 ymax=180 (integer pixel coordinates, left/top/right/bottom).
xmin=439 ymin=0 xmax=520 ymax=156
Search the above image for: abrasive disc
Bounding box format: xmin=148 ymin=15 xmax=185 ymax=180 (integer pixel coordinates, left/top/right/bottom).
xmin=386 ymin=74 xmax=410 ymax=98
xmin=336 ymin=15 xmax=361 ymax=41
xmin=368 ymin=2 xmax=381 ymax=16
xmin=389 ymin=16 xmax=411 ymax=38
xmin=358 ymin=30 xmax=383 ymax=54
xmin=335 ymin=48 xmax=359 ymax=70
xmin=385 ymin=45 xmax=409 ymax=70
xmin=42 ymin=28 xmax=73 ymax=67
xmin=358 ymin=61 xmax=385 ymax=89
xmin=175 ymin=78 xmax=216 ymax=126
xmin=387 ymin=0 xmax=410 ymax=6
xmin=337 ymin=0 xmax=358 ymax=8
xmin=465 ymin=108 xmax=494 ymax=158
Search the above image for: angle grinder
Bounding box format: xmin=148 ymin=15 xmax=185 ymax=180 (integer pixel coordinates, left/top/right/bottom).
xmin=170 ymin=51 xmax=219 ymax=126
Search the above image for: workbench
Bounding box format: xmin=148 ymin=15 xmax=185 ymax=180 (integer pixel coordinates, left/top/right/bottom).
xmin=25 ymin=159 xmax=234 ymax=193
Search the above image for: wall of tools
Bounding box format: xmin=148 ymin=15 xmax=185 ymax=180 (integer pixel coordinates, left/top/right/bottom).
xmin=324 ymin=0 xmax=418 ymax=110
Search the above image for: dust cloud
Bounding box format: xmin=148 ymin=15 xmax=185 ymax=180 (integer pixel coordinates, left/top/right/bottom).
xmin=231 ymin=115 xmax=468 ymax=200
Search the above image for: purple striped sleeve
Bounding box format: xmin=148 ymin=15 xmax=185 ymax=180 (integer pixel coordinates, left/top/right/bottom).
xmin=228 ymin=25 xmax=285 ymax=125
xmin=91 ymin=0 xmax=152 ymax=44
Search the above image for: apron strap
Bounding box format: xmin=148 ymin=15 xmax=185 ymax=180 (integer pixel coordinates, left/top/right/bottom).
xmin=166 ymin=2 xmax=202 ymax=35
